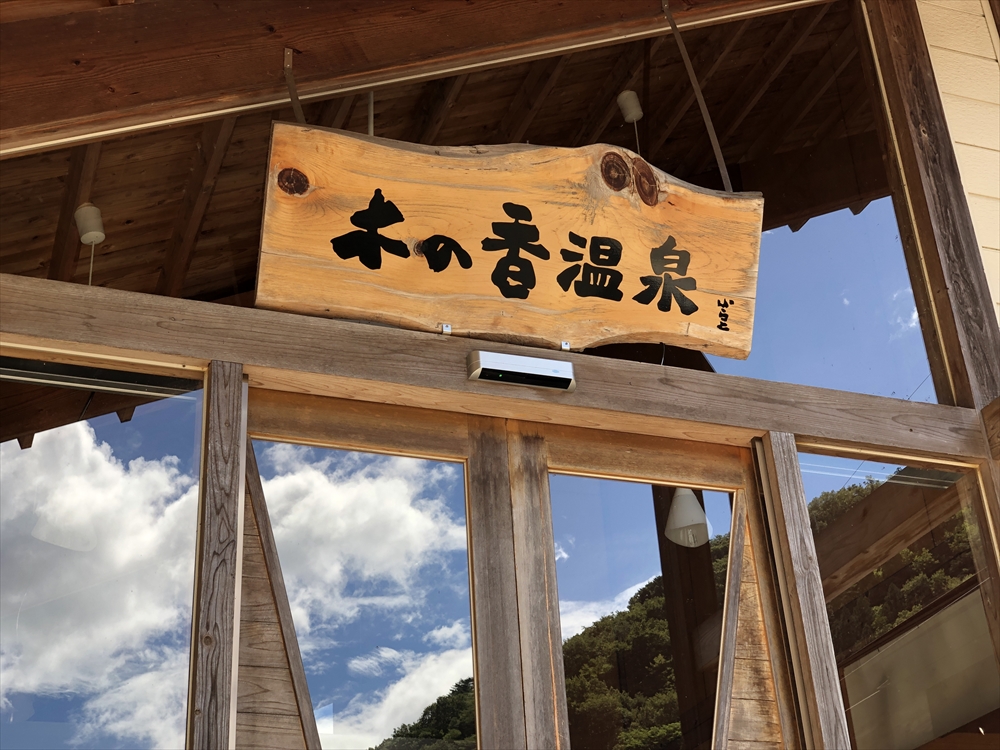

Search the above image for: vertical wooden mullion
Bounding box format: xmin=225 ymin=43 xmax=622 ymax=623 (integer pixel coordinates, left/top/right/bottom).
xmin=754 ymin=433 xmax=849 ymax=750
xmin=188 ymin=361 xmax=248 ymax=750
xmin=712 ymin=489 xmax=746 ymax=748
xmin=467 ymin=416 xmax=528 ymax=750
xmin=507 ymin=420 xmax=570 ymax=750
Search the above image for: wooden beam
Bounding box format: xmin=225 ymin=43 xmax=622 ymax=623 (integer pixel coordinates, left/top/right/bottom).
xmin=712 ymin=490 xmax=746 ymax=747
xmin=412 ymin=74 xmax=468 ymax=145
xmin=649 ymin=19 xmax=750 ymax=159
xmin=188 ymin=360 xmax=247 ymax=750
xmin=0 ymin=273 xmax=987 ymax=462
xmin=48 ymin=142 xmax=101 ymax=282
xmin=491 ymin=56 xmax=569 ymax=144
xmin=756 ymin=432 xmax=850 ymax=750
xmin=16 ymin=434 xmax=33 ymax=449
xmin=985 ymin=397 xmax=1000 ymax=461
xmin=314 ymin=95 xmax=354 ymax=130
xmin=571 ymin=36 xmax=667 ymax=147
xmin=741 ymin=23 xmax=859 ymax=164
xmin=684 ymin=4 xmax=829 ymax=177
xmin=243 ymin=441 xmax=321 ymax=749
xmin=862 ymin=0 xmax=1000 ymax=545
xmin=467 ymin=416 xmax=528 ymax=750
xmin=156 ymin=117 xmax=237 ymax=297
xmin=814 ymin=471 xmax=963 ymax=602
xmin=507 ymin=421 xmax=570 ymax=750
xmin=0 ymin=0 xmax=834 ymax=158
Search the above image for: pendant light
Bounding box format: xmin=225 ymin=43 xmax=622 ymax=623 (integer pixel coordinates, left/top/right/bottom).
xmin=664 ymin=487 xmax=709 ymax=548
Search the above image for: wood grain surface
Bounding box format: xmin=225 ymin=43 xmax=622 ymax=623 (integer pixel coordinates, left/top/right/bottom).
xmin=759 ymin=432 xmax=849 ymax=750
xmin=466 ymin=416 xmax=528 ymax=749
xmin=506 ymin=422 xmax=570 ymax=750
xmin=256 ymin=124 xmax=763 ymax=357
xmin=1 ymin=274 xmax=986 ymax=462
xmin=189 ymin=360 xmax=248 ymax=750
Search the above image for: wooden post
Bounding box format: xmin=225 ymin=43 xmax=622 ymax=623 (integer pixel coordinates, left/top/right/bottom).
xmin=652 ymin=486 xmax=720 ymax=750
xmin=754 ymin=433 xmax=849 ymax=750
xmin=467 ymin=416 xmax=528 ymax=750
xmin=188 ymin=361 xmax=248 ymax=750
xmin=507 ymin=421 xmax=570 ymax=750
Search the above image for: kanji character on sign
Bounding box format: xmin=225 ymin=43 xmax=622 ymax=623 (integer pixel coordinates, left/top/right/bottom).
xmin=633 ymin=236 xmax=699 ymax=315
xmin=481 ymin=202 xmax=550 ymax=299
xmin=556 ymin=232 xmax=625 ymax=301
xmin=420 ymin=234 xmax=473 ymax=272
xmin=331 ymin=189 xmax=410 ymax=270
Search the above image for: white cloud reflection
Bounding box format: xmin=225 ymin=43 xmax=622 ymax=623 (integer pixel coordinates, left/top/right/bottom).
xmin=559 ymin=577 xmax=655 ymax=640
xmin=0 ymin=421 xmax=198 ymax=749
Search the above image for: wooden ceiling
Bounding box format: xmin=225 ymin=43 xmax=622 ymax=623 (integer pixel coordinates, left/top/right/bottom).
xmin=0 ymin=0 xmax=888 ymax=306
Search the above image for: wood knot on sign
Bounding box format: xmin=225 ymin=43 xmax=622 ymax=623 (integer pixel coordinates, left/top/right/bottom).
xmin=277 ymin=167 xmax=309 ymax=195
xmin=632 ymin=158 xmax=658 ymax=206
xmin=601 ymin=152 xmax=631 ymax=191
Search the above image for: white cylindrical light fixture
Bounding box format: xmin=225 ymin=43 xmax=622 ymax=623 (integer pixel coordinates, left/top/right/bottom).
xmin=664 ymin=487 xmax=710 ymax=548
xmin=74 ymin=203 xmax=106 ymax=245
xmin=617 ymin=90 xmax=643 ymax=124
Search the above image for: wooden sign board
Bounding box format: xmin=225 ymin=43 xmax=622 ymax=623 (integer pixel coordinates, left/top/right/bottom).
xmin=256 ymin=122 xmax=763 ymax=358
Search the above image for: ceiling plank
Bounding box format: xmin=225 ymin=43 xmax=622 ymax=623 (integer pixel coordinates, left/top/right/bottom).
xmin=0 ymin=0 xmax=833 ymax=159
xmin=156 ymin=117 xmax=237 ymax=297
xmin=649 ymin=19 xmax=750 ymax=160
xmin=571 ymin=37 xmax=668 ymax=147
xmin=682 ymin=3 xmax=829 ymax=177
xmin=741 ymin=23 xmax=858 ymax=163
xmin=491 ymin=55 xmax=570 ymax=144
xmin=414 ymin=74 xmax=468 ymax=145
xmin=48 ymin=141 xmax=102 ymax=282
xmin=315 ymin=95 xmax=355 ymax=130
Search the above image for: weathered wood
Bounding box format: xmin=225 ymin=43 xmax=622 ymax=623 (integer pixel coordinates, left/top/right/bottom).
xmin=156 ymin=117 xmax=237 ymax=297
xmin=686 ymin=4 xmax=829 ymax=177
xmin=742 ymin=24 xmax=858 ymax=163
xmin=648 ymin=20 xmax=750 ymax=159
xmin=507 ymin=421 xmax=569 ymax=750
xmin=414 ymin=74 xmax=468 ymax=145
xmin=713 ymin=490 xmax=747 ymax=747
xmin=0 ymin=273 xmax=988 ymax=462
xmin=244 ymin=442 xmax=321 ymax=749
xmin=467 ymin=416 xmax=528 ymax=750
xmin=984 ymin=396 xmax=1000 ymax=460
xmin=257 ymin=125 xmax=763 ymax=358
xmin=757 ymin=432 xmax=849 ymax=750
xmin=189 ymin=360 xmax=248 ymax=750
xmin=315 ymin=95 xmax=355 ymax=130
xmin=491 ymin=56 xmax=569 ymax=144
xmin=0 ymin=0 xmax=841 ymax=158
xmin=956 ymin=472 xmax=1000 ymax=670
xmin=814 ymin=471 xmax=963 ymax=601
xmin=247 ymin=389 xmax=469 ymax=461
xmin=48 ymin=142 xmax=101 ymax=282
xmin=235 ymin=713 xmax=309 ymax=750
xmin=542 ymin=422 xmax=744 ymax=489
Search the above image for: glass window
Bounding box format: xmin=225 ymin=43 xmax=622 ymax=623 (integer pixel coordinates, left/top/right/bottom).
xmin=799 ymin=453 xmax=1000 ymax=748
xmin=550 ymin=473 xmax=733 ymax=749
xmin=0 ymin=379 xmax=203 ymax=749
xmin=252 ymin=441 xmax=476 ymax=750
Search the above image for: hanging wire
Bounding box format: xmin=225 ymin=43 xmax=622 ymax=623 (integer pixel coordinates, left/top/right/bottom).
xmin=662 ymin=0 xmax=732 ymax=192
xmin=633 ymin=120 xmax=641 ymax=156
xmin=87 ymin=242 xmax=95 ymax=286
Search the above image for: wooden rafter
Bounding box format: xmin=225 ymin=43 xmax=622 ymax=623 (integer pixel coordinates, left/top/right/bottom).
xmin=155 ymin=117 xmax=237 ymax=297
xmin=314 ymin=95 xmax=354 ymax=129
xmin=648 ymin=20 xmax=750 ymax=160
xmin=413 ymin=74 xmax=468 ymax=145
xmin=571 ymin=37 xmax=667 ymax=147
xmin=48 ymin=142 xmax=102 ymax=282
xmin=683 ymin=4 xmax=829 ymax=177
xmin=490 ymin=55 xmax=569 ymax=144
xmin=802 ymin=72 xmax=871 ymax=149
xmin=742 ymin=23 xmax=859 ymax=163
xmin=815 ymin=472 xmax=962 ymax=602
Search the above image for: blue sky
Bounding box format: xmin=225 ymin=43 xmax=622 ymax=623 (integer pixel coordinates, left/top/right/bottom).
xmin=0 ymin=198 xmax=936 ymax=749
